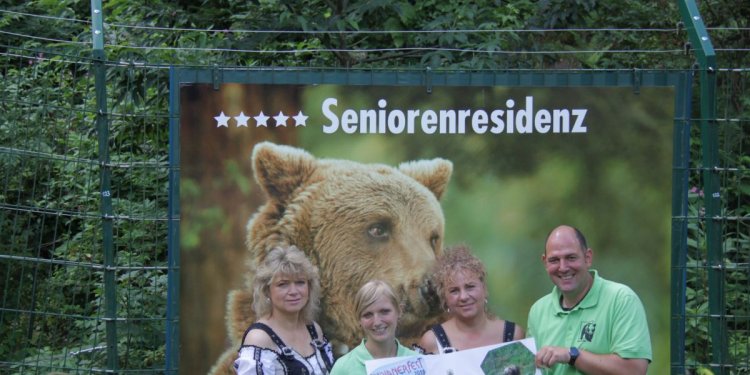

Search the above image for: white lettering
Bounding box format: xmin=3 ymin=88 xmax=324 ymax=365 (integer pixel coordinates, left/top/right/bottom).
xmin=422 ymin=110 xmax=437 ymax=134
xmin=516 ymin=96 xmax=533 ymax=134
xmin=572 ymin=109 xmax=588 ymax=133
xmin=407 ymin=110 xmax=420 ymax=134
xmin=319 ymin=96 xmax=589 ymax=135
xmin=490 ymin=110 xmax=505 ymax=134
xmin=472 ymin=110 xmax=489 ymax=134
xmin=439 ymin=110 xmax=456 ymax=134
xmin=342 ymin=109 xmax=357 ymax=134
xmin=553 ymin=109 xmax=570 ymax=133
xmin=535 ymin=109 xmax=551 ymax=133
xmin=360 ymin=109 xmax=377 ymax=133
xmin=506 ymin=99 xmax=515 ymax=133
xmin=388 ymin=109 xmax=406 ymax=134
xmin=321 ymin=98 xmax=338 ymax=134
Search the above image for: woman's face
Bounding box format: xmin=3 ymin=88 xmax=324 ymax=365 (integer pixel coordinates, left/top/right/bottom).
xmin=359 ymin=295 xmax=400 ymax=345
xmin=443 ymin=270 xmax=487 ymax=320
xmin=268 ymin=273 xmax=309 ymax=315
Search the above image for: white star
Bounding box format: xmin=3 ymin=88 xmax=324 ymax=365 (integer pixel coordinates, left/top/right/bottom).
xmin=214 ymin=111 xmax=230 ymax=128
xmin=292 ymin=111 xmax=308 ymax=127
xmin=254 ymin=111 xmax=269 ymax=127
xmin=235 ymin=112 xmax=250 ymax=127
xmin=273 ymin=111 xmax=289 ymax=127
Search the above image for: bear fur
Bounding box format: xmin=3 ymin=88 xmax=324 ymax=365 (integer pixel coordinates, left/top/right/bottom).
xmin=209 ymin=142 xmax=452 ymax=374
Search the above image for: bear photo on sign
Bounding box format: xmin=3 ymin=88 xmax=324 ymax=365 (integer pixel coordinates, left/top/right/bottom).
xmin=210 ymin=142 xmax=453 ymax=374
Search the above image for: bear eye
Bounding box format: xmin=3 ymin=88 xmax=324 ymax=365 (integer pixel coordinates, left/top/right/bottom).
xmin=430 ymin=233 xmax=440 ymax=251
xmin=367 ymin=222 xmax=390 ymax=239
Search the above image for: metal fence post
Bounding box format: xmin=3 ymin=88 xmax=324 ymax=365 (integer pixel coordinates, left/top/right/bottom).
xmin=165 ymin=67 xmax=181 ymax=374
xmin=90 ymin=0 xmax=119 ymax=372
xmin=678 ymin=1 xmax=726 ymax=374
xmin=671 ymin=71 xmax=693 ymax=375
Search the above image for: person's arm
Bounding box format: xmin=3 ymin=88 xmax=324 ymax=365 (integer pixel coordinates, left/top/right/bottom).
xmin=535 ymin=345 xmax=648 ymax=375
xmin=243 ymin=329 xmax=275 ymax=348
xmin=234 ymin=329 xmax=278 ymax=375
xmin=417 ymin=329 xmax=439 ymax=354
xmin=512 ymin=324 xmax=525 ymax=341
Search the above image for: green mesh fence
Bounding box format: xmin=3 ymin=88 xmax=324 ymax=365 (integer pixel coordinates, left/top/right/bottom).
xmin=0 ymin=49 xmax=171 ymax=373
xmin=681 ymin=68 xmax=750 ymax=375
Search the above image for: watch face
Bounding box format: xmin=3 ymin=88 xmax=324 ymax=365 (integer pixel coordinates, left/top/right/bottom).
xmin=569 ymin=347 xmax=580 ymax=365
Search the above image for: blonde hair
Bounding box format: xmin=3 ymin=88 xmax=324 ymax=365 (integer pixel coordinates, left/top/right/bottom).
xmin=354 ymin=280 xmax=401 ymax=319
xmin=432 ymin=244 xmax=487 ymax=309
xmin=252 ymin=245 xmax=321 ymax=322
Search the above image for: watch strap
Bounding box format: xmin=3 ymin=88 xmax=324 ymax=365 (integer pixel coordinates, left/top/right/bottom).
xmin=568 ymin=347 xmax=580 ymax=366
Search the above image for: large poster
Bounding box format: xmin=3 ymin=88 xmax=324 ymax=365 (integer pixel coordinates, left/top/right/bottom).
xmin=177 ymin=82 xmax=674 ymax=374
xmin=365 ymin=338 xmax=541 ymax=375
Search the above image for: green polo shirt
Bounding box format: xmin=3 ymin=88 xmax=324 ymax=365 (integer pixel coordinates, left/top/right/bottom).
xmin=330 ymin=339 xmax=417 ymax=375
xmin=527 ymin=270 xmax=652 ymax=375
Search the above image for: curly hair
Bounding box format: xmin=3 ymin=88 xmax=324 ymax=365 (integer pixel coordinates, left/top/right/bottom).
xmin=251 ymin=245 xmax=321 ymax=322
xmin=432 ymin=244 xmax=487 ymax=310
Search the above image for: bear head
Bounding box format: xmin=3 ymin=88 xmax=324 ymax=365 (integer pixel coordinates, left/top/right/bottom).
xmin=227 ymin=141 xmax=452 ymax=355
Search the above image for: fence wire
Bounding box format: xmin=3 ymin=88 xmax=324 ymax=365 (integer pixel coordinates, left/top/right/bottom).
xmin=1 ymin=1 xmax=749 ymax=375
xmin=0 ymin=48 xmax=170 ymax=374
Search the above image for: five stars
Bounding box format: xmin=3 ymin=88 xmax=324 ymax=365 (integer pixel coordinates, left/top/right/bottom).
xmin=213 ymin=110 xmax=308 ymax=128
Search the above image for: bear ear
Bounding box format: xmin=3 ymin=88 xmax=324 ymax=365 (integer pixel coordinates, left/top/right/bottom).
xmin=252 ymin=142 xmax=316 ymax=201
xmin=398 ymin=158 xmax=453 ymax=200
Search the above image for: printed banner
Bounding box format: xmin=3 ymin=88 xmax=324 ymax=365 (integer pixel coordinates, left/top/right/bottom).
xmin=365 ymin=338 xmax=541 ymax=375
xmin=177 ymin=82 xmax=674 ymax=375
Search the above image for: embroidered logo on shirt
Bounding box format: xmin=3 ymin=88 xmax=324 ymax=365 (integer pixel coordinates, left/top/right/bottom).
xmin=579 ymin=322 xmax=597 ymax=342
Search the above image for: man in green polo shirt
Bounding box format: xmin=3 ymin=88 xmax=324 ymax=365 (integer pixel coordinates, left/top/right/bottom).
xmin=527 ymin=225 xmax=652 ymax=375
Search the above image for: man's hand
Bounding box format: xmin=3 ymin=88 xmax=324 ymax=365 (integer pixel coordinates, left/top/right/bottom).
xmin=535 ymin=346 xmax=570 ymax=368
xmin=535 ymin=346 xmax=649 ymax=375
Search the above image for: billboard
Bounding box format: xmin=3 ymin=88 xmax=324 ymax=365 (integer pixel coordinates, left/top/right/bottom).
xmin=174 ymin=75 xmax=679 ymax=375
xmin=365 ymin=338 xmax=540 ymax=375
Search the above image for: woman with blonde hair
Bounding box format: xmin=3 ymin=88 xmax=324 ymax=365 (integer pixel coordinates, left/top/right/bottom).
xmin=234 ymin=245 xmax=333 ymax=374
xmin=417 ymin=244 xmax=524 ymax=354
xmin=330 ymin=280 xmax=418 ymax=374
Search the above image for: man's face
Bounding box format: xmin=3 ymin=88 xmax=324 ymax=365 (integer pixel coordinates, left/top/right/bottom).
xmin=543 ymin=229 xmax=592 ymax=297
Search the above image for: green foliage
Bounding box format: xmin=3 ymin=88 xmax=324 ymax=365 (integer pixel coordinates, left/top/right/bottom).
xmin=1 ymin=0 xmax=749 ymax=373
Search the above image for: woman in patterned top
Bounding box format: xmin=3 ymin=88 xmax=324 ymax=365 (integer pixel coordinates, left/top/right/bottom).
xmin=234 ymin=245 xmax=333 ymax=375
xmin=417 ymin=244 xmax=525 ymax=354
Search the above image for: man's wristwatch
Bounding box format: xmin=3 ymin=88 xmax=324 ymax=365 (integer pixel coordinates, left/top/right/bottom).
xmin=568 ymin=347 xmax=580 ymax=366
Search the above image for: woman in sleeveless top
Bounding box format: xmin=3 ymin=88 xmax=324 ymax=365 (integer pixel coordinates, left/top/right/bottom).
xmin=234 ymin=246 xmax=333 ymax=375
xmin=330 ymin=280 xmax=418 ymax=374
xmin=417 ymin=244 xmax=525 ymax=354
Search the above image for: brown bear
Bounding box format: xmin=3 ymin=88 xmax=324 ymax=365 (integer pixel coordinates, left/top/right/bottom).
xmin=209 ymin=142 xmax=452 ymax=374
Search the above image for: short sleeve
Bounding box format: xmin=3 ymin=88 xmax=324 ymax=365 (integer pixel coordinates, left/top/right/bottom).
xmin=526 ymin=302 xmax=539 ymax=343
xmin=329 ymin=354 xmax=352 ymax=375
xmin=234 ymin=346 xmax=279 ymax=375
xmin=610 ymin=287 xmax=652 ymax=361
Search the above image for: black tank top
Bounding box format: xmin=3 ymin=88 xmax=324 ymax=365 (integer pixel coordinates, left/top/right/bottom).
xmin=431 ymin=320 xmax=516 ymax=353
